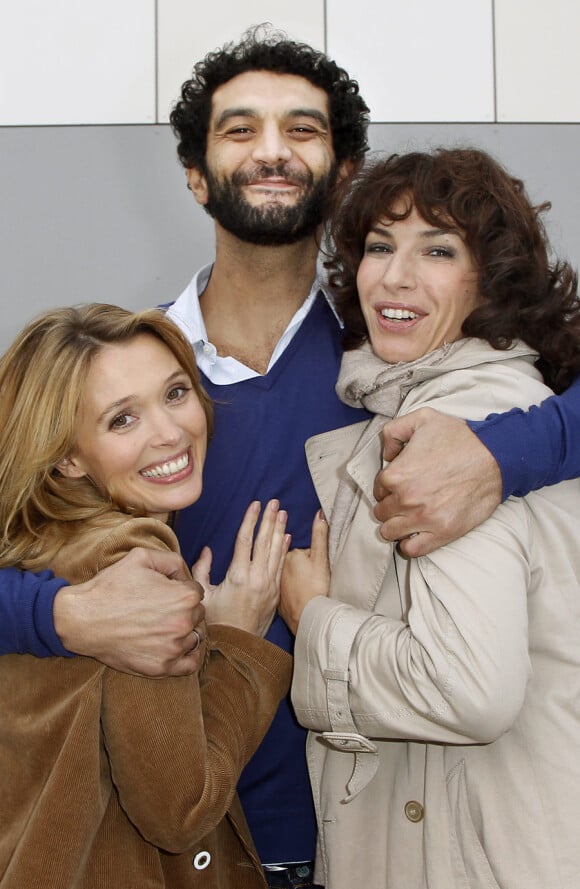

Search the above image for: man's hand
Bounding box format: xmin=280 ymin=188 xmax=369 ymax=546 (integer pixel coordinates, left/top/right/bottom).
xmin=192 ymin=500 xmax=290 ymax=637
xmin=373 ymin=408 xmax=502 ymax=557
xmin=279 ymin=511 xmax=330 ymax=635
xmin=53 ymin=548 xmax=205 ymax=677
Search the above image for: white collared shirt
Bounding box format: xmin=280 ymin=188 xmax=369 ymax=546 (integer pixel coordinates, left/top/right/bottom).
xmin=166 ymin=263 xmax=341 ymax=385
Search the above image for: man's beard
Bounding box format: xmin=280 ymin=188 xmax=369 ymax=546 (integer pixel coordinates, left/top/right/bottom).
xmin=203 ymin=162 xmax=338 ymax=246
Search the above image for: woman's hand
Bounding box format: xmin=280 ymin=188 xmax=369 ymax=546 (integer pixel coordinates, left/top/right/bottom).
xmin=279 ymin=510 xmax=331 ymax=635
xmin=191 ymin=500 xmax=290 ymax=637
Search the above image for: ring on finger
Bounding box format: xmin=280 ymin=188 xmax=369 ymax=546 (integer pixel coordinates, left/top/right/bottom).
xmin=190 ymin=628 xmax=202 ymax=653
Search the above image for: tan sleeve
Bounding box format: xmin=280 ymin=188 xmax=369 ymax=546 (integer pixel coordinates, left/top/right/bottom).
xmin=91 ymin=518 xmax=292 ymax=853
xmin=102 ymin=628 xmax=291 ymax=852
xmin=48 ymin=514 xmax=185 ymax=584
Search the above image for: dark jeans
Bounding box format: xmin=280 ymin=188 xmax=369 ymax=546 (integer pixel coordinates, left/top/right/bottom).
xmin=263 ymin=860 xmax=323 ymax=889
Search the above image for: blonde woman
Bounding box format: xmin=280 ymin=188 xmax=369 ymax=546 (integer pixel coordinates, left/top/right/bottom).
xmin=0 ymin=304 xmax=291 ymax=889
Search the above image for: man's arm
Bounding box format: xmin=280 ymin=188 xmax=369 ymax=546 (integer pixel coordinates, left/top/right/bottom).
xmin=469 ymin=374 xmax=580 ymax=498
xmin=372 ymin=411 xmax=501 ymax=556
xmin=0 ymin=567 xmax=70 ymax=657
xmin=372 ymin=377 xmax=580 ymax=557
xmin=2 ymin=549 xmax=205 ymax=677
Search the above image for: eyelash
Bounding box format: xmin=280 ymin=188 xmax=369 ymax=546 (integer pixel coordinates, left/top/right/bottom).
xmin=364 ymin=243 xmax=456 ymax=258
xmin=225 ymin=126 xmax=253 ymax=136
xmin=427 ymin=246 xmax=455 ymax=258
xmin=109 ymin=413 xmax=135 ymax=431
xmin=167 ymin=385 xmax=191 ymax=402
xmin=365 ymin=243 xmax=392 ymax=254
xmin=108 ymin=385 xmax=192 ymax=431
xmin=223 ymin=125 xmax=321 ymax=139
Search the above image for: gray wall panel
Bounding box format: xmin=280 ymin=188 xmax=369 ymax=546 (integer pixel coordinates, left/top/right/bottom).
xmin=1 ymin=123 xmax=579 ymax=353
xmin=0 ymin=125 xmax=214 ymax=351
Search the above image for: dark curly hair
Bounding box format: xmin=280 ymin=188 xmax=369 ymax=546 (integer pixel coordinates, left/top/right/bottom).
xmin=169 ymin=24 xmax=369 ymax=172
xmin=327 ymin=148 xmax=580 ymax=393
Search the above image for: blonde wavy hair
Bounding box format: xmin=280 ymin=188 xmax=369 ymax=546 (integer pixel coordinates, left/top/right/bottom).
xmin=0 ymin=303 xmax=213 ymax=570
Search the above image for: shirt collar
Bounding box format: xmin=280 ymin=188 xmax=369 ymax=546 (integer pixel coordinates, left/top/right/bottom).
xmin=166 ymin=264 xmax=212 ymax=346
xmin=166 ymin=261 xmax=342 ymax=349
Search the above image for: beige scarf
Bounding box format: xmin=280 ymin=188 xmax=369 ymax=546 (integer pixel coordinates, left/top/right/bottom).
xmin=328 ymin=340 xmax=461 ymax=563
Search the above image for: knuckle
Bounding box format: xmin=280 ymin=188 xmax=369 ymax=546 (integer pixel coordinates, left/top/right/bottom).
xmin=381 ymin=525 xmax=400 ymax=542
xmin=162 ymin=639 xmax=186 ymax=662
xmin=171 ymin=614 xmax=195 ymax=639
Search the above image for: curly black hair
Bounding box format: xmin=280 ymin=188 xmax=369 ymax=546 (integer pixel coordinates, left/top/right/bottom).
xmin=169 ymin=24 xmax=369 ymax=172
xmin=327 ymin=148 xmax=580 ymax=393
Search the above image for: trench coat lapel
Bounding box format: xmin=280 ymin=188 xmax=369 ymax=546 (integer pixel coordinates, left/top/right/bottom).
xmin=306 ymin=420 xmax=396 ymax=612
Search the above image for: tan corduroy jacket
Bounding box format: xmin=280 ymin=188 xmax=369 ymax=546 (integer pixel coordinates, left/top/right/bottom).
xmin=0 ymin=514 xmax=292 ymax=889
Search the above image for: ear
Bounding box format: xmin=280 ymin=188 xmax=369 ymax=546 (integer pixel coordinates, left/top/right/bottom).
xmin=56 ymin=455 xmax=88 ymax=479
xmin=186 ymin=167 xmax=209 ymax=206
xmin=336 ymin=158 xmax=357 ymax=185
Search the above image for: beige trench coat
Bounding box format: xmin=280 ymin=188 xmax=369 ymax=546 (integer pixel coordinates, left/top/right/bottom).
xmin=292 ymin=339 xmax=580 ymax=889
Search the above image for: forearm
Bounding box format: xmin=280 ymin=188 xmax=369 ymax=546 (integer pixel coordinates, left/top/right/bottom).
xmin=0 ymin=567 xmax=70 ymax=657
xmin=293 ymin=502 xmax=530 ymax=745
xmin=102 ymin=625 xmax=291 ymax=852
xmin=469 ymin=376 xmax=580 ymax=499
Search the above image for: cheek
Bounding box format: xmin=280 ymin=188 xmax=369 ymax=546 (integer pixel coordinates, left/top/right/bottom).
xmin=96 ymin=441 xmax=140 ymax=482
xmin=303 ymin=144 xmax=334 ymax=173
xmin=188 ymin=405 xmax=209 ymax=452
xmin=456 ymin=277 xmax=480 ymax=318
xmin=356 ymin=261 xmax=374 ymax=303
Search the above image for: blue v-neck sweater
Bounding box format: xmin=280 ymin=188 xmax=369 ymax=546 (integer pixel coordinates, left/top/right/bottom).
xmin=175 ymin=294 xmax=368 ymax=863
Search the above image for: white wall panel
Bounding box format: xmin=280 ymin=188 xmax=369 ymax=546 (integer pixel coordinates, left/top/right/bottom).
xmin=327 ymin=0 xmax=494 ymax=122
xmin=496 ymin=0 xmax=580 ymax=122
xmin=0 ymin=1 xmax=155 ymax=125
xmin=157 ymin=0 xmax=325 ymax=122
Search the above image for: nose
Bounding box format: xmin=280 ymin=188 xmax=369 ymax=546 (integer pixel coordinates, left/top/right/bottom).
xmin=381 ymin=249 xmax=417 ymax=291
xmin=150 ymin=408 xmax=181 ymax=447
xmin=251 ymin=122 xmax=292 ymax=166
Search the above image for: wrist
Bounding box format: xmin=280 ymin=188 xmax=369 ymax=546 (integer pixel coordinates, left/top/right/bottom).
xmin=53 ymin=579 xmax=94 ymax=656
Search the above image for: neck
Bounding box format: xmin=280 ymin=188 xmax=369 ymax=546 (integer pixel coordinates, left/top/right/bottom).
xmin=200 ymin=225 xmax=321 ymax=373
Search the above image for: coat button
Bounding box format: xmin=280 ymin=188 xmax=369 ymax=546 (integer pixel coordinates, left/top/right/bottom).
xmin=193 ymin=850 xmax=211 ymax=870
xmin=404 ymin=800 xmax=424 ymax=823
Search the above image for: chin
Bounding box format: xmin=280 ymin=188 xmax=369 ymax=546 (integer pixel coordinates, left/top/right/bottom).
xmin=171 ymin=480 xmax=204 ymax=512
xmin=373 ymin=347 xmax=412 ymax=364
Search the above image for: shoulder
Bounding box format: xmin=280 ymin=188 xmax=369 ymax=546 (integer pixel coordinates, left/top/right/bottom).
xmin=401 ymin=339 xmax=553 ymax=422
xmin=50 ymin=513 xmax=182 ymax=583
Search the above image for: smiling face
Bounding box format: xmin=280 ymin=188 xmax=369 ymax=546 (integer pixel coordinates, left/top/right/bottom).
xmin=186 ymin=70 xmax=341 ymax=245
xmin=60 ymin=334 xmax=208 ymax=521
xmin=356 ymin=205 xmax=481 ymax=364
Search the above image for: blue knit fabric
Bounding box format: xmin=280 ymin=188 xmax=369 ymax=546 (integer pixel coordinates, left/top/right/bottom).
xmin=468 ymin=374 xmax=580 ymax=500
xmin=175 ymin=294 xmax=368 ymax=863
xmin=0 ymin=569 xmax=70 ymax=656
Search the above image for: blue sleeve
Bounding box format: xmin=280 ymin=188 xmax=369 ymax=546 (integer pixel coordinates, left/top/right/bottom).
xmin=0 ymin=567 xmax=73 ymax=657
xmin=468 ymin=375 xmax=580 ymax=500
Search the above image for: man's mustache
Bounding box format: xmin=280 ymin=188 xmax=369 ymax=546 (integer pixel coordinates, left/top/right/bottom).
xmin=232 ymin=164 xmax=313 ymax=189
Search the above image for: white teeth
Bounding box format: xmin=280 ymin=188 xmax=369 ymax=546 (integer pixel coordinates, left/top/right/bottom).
xmin=380 ymin=307 xmax=418 ymax=320
xmin=141 ymin=452 xmax=189 ymax=478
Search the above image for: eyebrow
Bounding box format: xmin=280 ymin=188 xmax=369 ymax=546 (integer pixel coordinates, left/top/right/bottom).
xmin=97 ymin=394 xmax=136 ymax=425
xmin=370 ymin=224 xmax=460 ymax=238
xmin=213 ymin=106 xmax=329 ymax=130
